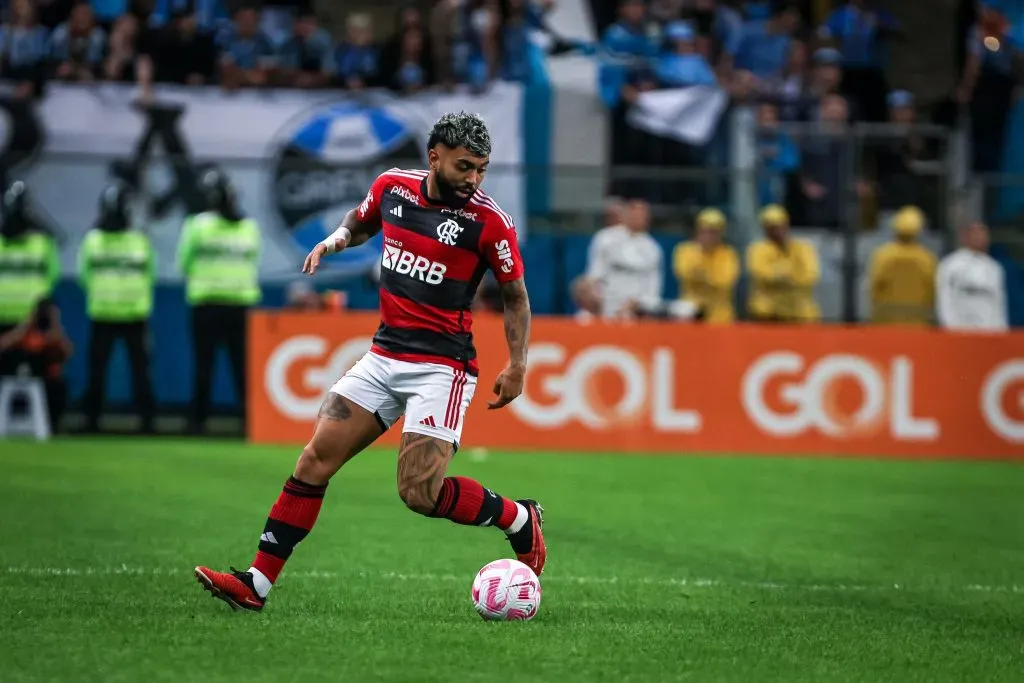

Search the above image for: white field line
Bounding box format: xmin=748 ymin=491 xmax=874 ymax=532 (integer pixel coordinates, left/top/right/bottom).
xmin=3 ymin=565 xmax=1023 ymax=594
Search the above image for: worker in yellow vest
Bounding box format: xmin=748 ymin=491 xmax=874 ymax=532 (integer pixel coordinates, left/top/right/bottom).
xmin=78 ymin=182 xmax=156 ymax=433
xmin=0 ymin=181 xmax=59 ymax=342
xmin=177 ymin=170 xmax=261 ymax=433
xmin=867 ymin=206 xmax=937 ymax=325
xmin=672 ymin=208 xmax=740 ymax=323
xmin=746 ymin=205 xmax=821 ymax=322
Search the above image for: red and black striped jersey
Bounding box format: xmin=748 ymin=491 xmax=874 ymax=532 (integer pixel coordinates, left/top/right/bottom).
xmin=355 ymin=167 xmax=524 ymax=375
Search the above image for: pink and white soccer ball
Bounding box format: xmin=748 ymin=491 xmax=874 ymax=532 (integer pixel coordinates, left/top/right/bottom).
xmin=471 ymin=559 xmax=542 ymax=621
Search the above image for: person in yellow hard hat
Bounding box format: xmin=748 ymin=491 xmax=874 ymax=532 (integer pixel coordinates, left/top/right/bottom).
xmin=746 ymin=204 xmax=821 ymax=322
xmin=672 ymin=208 xmax=740 ymax=323
xmin=867 ymin=205 xmax=937 ymax=325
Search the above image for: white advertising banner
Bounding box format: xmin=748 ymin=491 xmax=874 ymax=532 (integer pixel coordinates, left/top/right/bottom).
xmin=5 ymin=82 xmax=526 ymax=281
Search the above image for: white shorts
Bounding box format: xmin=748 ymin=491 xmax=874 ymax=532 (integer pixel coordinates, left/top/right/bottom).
xmin=329 ymin=351 xmax=477 ymax=446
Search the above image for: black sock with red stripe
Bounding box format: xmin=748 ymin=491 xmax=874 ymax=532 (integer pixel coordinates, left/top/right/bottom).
xmin=430 ymin=476 xmax=522 ymax=532
xmin=250 ymin=476 xmax=327 ymax=590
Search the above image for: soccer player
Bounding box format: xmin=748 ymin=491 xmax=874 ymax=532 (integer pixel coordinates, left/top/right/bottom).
xmin=194 ymin=112 xmax=545 ymax=611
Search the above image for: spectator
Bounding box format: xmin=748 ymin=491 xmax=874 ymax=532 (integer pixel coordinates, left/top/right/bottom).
xmin=868 ymin=90 xmax=937 ymax=221
xmin=391 ymin=24 xmax=434 ymax=92
xmin=755 ymin=101 xmax=799 ymax=207
xmin=218 ymin=6 xmax=275 ymax=89
xmin=598 ymin=0 xmax=656 ymax=108
xmin=959 ymin=8 xmax=1021 ymax=174
xmin=102 ymin=13 xmax=141 ymax=81
xmin=656 ymin=21 xmax=716 ymax=88
xmin=766 ymin=39 xmax=808 ymax=121
xmin=452 ymin=0 xmax=499 ymax=89
xmin=798 ymin=94 xmax=859 ymax=229
xmin=577 ymin=198 xmax=663 ymax=319
xmin=0 ymin=0 xmax=50 ymax=95
xmin=151 ymin=7 xmax=216 ymax=85
xmin=335 ymin=12 xmax=378 ymax=90
xmin=672 ymin=207 xmax=739 ymax=323
xmin=686 ymin=0 xmax=743 ymax=73
xmin=746 ymin=204 xmax=821 ymax=322
xmin=819 ymin=0 xmax=898 ymax=122
xmin=277 ymin=9 xmax=333 ymax=88
xmin=379 ymin=5 xmax=434 ymax=91
xmin=936 ymin=222 xmax=1008 ymax=332
xmin=867 ymin=205 xmax=936 ymax=325
xmin=49 ymin=2 xmax=105 ymax=81
xmin=734 ymin=2 xmax=799 ymax=82
xmin=499 ymin=0 xmax=535 ymax=83
xmin=802 ymin=46 xmax=844 ymax=119
xmin=648 ymin=0 xmax=682 ymax=25
xmin=0 ymin=297 xmax=72 ymax=434
xmin=429 ymin=0 xmax=460 ymax=89
xmin=601 ymin=0 xmax=657 ymax=198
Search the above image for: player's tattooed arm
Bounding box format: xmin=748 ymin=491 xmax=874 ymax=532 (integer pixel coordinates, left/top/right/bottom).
xmin=488 ymin=277 xmax=531 ymax=410
xmin=338 ymin=208 xmax=382 ymax=248
xmin=500 ymin=277 xmax=531 ymax=368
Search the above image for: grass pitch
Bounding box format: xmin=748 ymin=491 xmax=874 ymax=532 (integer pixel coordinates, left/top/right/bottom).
xmin=1 ymin=438 xmax=1022 ymax=682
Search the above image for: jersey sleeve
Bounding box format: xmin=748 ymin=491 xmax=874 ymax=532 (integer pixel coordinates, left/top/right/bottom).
xmin=479 ymin=209 xmax=524 ymax=283
xmin=354 ymin=172 xmax=391 ymax=224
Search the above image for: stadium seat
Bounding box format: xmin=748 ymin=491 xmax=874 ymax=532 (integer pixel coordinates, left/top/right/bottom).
xmin=0 ymin=371 xmax=51 ymax=441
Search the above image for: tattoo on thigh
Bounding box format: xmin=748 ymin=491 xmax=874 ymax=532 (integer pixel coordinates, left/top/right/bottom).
xmin=397 ymin=434 xmax=453 ymax=495
xmin=319 ymin=394 xmax=353 ymax=421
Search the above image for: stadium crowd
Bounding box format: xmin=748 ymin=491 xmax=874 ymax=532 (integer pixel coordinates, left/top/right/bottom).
xmin=597 ymin=0 xmax=1018 ymax=225
xmin=0 ymin=0 xmax=552 ymax=95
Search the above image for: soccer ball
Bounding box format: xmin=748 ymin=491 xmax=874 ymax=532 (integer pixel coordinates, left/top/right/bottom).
xmin=471 ymin=559 xmax=542 ymax=621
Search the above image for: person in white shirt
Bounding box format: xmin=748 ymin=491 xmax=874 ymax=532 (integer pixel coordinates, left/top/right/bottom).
xmin=576 ymin=198 xmax=665 ymax=319
xmin=936 ymin=221 xmax=1009 ymax=331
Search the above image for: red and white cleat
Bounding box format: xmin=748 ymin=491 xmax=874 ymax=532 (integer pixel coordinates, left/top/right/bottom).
xmin=194 ymin=566 xmax=266 ymax=612
xmin=509 ymin=500 xmax=546 ymax=576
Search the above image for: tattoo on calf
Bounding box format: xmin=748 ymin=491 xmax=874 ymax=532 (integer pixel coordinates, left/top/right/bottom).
xmin=319 ymin=394 xmax=352 ymax=421
xmin=397 ymin=434 xmax=453 ymax=512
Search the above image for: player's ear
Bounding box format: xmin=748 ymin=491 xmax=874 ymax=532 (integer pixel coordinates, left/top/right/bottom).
xmin=427 ymin=147 xmax=440 ymax=171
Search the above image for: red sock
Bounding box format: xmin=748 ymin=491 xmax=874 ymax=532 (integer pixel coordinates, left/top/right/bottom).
xmin=251 ymin=476 xmax=327 ymax=583
xmin=431 ymin=476 xmax=519 ymax=529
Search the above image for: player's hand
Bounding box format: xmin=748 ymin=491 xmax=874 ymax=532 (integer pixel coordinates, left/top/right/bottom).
xmin=302 ymin=243 xmax=331 ymax=275
xmin=487 ymin=363 xmax=525 ymax=410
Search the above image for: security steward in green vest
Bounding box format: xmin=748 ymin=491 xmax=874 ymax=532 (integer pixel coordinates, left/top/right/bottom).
xmin=177 ymin=170 xmax=261 ymax=433
xmin=0 ymin=181 xmax=59 ymax=355
xmin=78 ymin=182 xmax=156 ymax=433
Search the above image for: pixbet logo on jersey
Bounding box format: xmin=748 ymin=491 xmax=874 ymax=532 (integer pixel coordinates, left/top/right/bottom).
xmin=382 ymin=242 xmax=447 ymax=284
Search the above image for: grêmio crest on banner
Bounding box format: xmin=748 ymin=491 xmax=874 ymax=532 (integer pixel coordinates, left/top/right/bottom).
xmin=0 ymin=82 xmax=526 ymax=281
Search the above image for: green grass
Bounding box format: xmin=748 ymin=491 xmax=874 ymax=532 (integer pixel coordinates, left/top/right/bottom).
xmin=1 ymin=438 xmax=1023 ymax=682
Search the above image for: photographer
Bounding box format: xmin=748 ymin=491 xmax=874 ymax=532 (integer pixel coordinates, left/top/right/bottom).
xmin=0 ymin=297 xmax=73 ymax=432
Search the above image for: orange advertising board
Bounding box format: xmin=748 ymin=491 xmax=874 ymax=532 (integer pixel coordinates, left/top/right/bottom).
xmin=248 ymin=312 xmax=1024 ymax=459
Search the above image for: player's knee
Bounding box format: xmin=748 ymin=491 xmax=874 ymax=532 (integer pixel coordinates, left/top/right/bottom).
xmin=397 ymin=476 xmax=442 ymax=516
xmin=294 ymin=441 xmax=333 ymax=486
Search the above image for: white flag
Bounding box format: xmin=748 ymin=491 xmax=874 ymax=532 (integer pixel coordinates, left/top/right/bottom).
xmin=627 ymin=86 xmax=729 ymax=146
